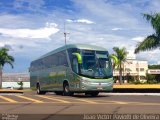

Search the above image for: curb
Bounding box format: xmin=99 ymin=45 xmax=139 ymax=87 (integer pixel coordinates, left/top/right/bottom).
xmin=113 ymin=84 xmax=160 ymax=89
xmin=101 ymin=93 xmax=160 ymax=96
xmin=113 ymin=88 xmax=160 ymax=93
xmin=0 ymin=89 xmax=23 ymax=93
xmin=113 ymin=85 xmax=160 ymax=93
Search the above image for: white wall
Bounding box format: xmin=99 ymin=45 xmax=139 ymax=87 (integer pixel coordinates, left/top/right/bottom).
xmin=2 ymin=82 xmax=30 ymax=88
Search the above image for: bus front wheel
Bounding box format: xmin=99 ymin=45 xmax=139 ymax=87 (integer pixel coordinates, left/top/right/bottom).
xmin=37 ymin=84 xmax=46 ymax=95
xmin=63 ymin=83 xmax=73 ymax=96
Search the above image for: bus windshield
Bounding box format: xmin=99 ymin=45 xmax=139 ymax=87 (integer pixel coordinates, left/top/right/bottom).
xmin=80 ymin=50 xmax=112 ymax=79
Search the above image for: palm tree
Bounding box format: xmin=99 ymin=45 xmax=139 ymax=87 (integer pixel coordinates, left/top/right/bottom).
xmin=0 ymin=48 xmax=14 ymax=88
xmin=112 ymin=47 xmax=128 ymax=84
xmin=135 ymin=13 xmax=160 ymax=53
xmin=109 ymin=54 xmax=119 ymax=69
xmin=109 ymin=54 xmax=119 ymax=82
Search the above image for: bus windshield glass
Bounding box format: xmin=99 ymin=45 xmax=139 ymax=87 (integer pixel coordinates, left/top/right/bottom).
xmin=80 ymin=50 xmax=112 ymax=79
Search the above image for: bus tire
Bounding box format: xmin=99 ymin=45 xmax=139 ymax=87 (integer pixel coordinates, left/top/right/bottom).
xmin=37 ymin=84 xmax=46 ymax=95
xmin=63 ymin=82 xmax=73 ymax=96
xmin=90 ymin=92 xmax=99 ymax=97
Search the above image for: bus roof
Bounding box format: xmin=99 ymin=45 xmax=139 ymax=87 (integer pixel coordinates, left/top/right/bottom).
xmin=34 ymin=44 xmax=107 ymax=61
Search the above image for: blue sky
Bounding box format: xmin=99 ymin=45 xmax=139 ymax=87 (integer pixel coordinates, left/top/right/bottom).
xmin=0 ymin=0 xmax=160 ymax=73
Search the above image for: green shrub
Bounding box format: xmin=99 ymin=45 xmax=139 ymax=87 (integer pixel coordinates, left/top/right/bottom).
xmin=17 ymin=81 xmax=23 ymax=90
xmin=128 ymin=76 xmax=135 ymax=83
xmin=147 ymin=79 xmax=158 ymax=84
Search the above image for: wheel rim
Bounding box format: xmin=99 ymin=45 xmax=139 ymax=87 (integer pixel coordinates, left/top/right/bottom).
xmin=65 ymin=85 xmax=69 ymax=93
xmin=37 ymin=86 xmax=40 ymax=93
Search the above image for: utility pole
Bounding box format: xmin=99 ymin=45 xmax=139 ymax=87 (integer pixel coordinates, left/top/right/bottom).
xmin=64 ymin=22 xmax=69 ymax=45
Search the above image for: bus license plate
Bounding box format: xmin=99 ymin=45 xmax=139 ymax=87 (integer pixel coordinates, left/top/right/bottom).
xmin=97 ymin=86 xmax=103 ymax=90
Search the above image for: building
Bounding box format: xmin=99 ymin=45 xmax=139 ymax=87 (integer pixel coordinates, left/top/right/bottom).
xmin=113 ymin=51 xmax=148 ymax=81
xmin=2 ymin=73 xmax=30 ymax=89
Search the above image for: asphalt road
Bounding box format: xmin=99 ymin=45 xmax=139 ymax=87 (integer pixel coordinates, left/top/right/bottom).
xmin=0 ymin=92 xmax=160 ymax=120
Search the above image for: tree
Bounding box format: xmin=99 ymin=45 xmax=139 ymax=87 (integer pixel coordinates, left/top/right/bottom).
xmin=17 ymin=81 xmax=23 ymax=90
xmin=109 ymin=54 xmax=119 ymax=69
xmin=135 ymin=13 xmax=160 ymax=53
xmin=0 ymin=48 xmax=14 ymax=88
xmin=148 ymin=64 xmax=160 ymax=69
xmin=109 ymin=54 xmax=119 ymax=82
xmin=112 ymin=47 xmax=128 ymax=84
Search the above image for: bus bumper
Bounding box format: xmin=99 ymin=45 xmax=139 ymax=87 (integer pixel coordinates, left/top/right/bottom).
xmin=78 ymin=78 xmax=114 ymax=92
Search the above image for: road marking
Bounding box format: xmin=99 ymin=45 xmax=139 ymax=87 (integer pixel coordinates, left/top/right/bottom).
xmin=43 ymin=95 xmax=99 ymax=104
xmin=0 ymin=99 xmax=160 ymax=105
xmin=92 ymin=99 xmax=160 ymax=105
xmin=0 ymin=101 xmax=73 ymax=104
xmin=36 ymin=95 xmax=71 ymax=103
xmin=0 ymin=95 xmax=18 ymax=103
xmin=112 ymin=101 xmax=128 ymax=104
xmin=1 ymin=95 xmax=160 ymax=106
xmin=16 ymin=95 xmax=44 ymax=103
xmin=74 ymin=99 xmax=97 ymax=104
xmin=95 ymin=99 xmax=128 ymax=104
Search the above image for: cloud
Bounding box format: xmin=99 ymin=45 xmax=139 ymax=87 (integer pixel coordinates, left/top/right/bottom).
xmin=76 ymin=19 xmax=94 ymax=24
xmin=112 ymin=28 xmax=123 ymax=31
xmin=127 ymin=50 xmax=136 ymax=59
xmin=136 ymin=49 xmax=160 ymax=63
xmin=157 ymin=61 xmax=160 ymax=64
xmin=66 ymin=19 xmax=94 ymax=24
xmin=131 ymin=36 xmax=145 ymax=42
xmin=0 ymin=23 xmax=59 ymax=39
xmin=13 ymin=0 xmax=45 ymax=12
xmin=1 ymin=0 xmax=160 ymax=72
xmin=4 ymin=44 xmax=13 ymax=51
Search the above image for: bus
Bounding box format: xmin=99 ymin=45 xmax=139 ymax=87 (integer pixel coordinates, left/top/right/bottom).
xmin=30 ymin=44 xmax=113 ymax=96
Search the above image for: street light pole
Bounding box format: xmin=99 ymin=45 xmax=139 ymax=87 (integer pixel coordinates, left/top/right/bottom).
xmin=64 ymin=22 xmax=69 ymax=45
xmin=64 ymin=32 xmax=67 ymax=45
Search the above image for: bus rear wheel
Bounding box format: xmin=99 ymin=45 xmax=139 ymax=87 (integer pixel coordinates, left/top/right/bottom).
xmin=63 ymin=83 xmax=73 ymax=96
xmin=37 ymin=84 xmax=46 ymax=95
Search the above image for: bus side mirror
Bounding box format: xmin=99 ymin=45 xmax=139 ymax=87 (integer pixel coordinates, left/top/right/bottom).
xmin=72 ymin=53 xmax=82 ymax=64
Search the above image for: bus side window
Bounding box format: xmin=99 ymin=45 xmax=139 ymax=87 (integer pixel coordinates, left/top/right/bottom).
xmin=72 ymin=57 xmax=79 ymax=73
xmin=58 ymin=51 xmax=68 ymax=67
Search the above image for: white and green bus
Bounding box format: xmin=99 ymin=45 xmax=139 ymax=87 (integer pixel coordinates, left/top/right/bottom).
xmin=30 ymin=44 xmax=113 ymax=96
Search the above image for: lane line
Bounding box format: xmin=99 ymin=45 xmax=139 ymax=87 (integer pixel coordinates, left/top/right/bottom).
xmin=45 ymin=96 xmax=160 ymax=105
xmin=90 ymin=99 xmax=160 ymax=105
xmin=0 ymin=102 xmax=64 ymax=104
xmin=16 ymin=95 xmax=44 ymax=103
xmin=0 ymin=95 xmax=18 ymax=103
xmin=73 ymin=99 xmax=97 ymax=104
xmin=44 ymin=96 xmax=97 ymax=104
xmin=41 ymin=95 xmax=98 ymax=104
xmin=36 ymin=95 xmax=71 ymax=103
xmin=93 ymin=100 xmax=128 ymax=104
xmin=1 ymin=95 xmax=158 ymax=105
xmin=0 ymin=100 xmax=160 ymax=105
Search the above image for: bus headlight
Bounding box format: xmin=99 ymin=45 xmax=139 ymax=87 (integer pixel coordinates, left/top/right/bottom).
xmin=81 ymin=80 xmax=91 ymax=84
